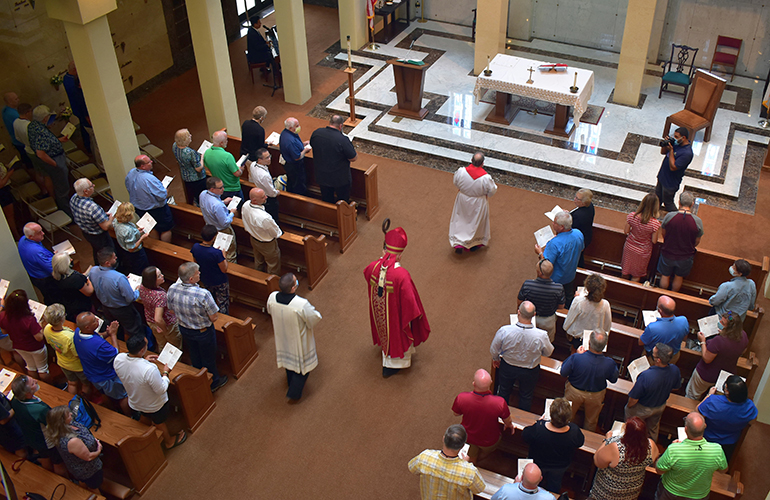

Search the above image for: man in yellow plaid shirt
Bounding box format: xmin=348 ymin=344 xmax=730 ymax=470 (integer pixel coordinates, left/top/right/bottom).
xmin=408 ymin=424 xmax=486 ymax=499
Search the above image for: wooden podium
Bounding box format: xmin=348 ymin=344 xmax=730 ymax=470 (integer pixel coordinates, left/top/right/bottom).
xmin=387 ymin=59 xmax=429 ymax=120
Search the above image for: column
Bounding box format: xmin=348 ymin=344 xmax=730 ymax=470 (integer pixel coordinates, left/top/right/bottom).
xmin=186 ymin=0 xmax=241 ymax=137
xmin=474 ymin=0 xmax=510 ymax=75
xmin=613 ymin=0 xmax=659 ymax=107
xmin=274 ymin=0 xmax=312 ymax=105
xmin=0 ymin=216 xmax=35 ymax=300
xmin=45 ymin=0 xmax=137 ymax=202
xmin=339 ymin=0 xmax=368 ymax=51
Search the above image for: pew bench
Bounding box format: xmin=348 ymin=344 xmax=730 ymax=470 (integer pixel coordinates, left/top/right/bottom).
xmin=2 ymin=368 xmax=166 ymax=494
xmin=168 ymin=202 xmax=329 ymax=289
xmin=475 ymin=468 xmax=567 ymax=499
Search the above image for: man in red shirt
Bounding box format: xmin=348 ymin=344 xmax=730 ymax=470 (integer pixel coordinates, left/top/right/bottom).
xmin=452 ymin=369 xmax=514 ymax=464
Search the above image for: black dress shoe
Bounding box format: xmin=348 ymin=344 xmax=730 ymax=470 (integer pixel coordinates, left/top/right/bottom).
xmin=211 ymin=375 xmax=229 ymax=393
xmin=382 ymin=367 xmax=401 ymax=378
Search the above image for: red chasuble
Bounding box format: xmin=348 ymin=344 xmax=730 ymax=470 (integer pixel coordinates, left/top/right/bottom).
xmin=363 ymin=259 xmax=430 ymax=358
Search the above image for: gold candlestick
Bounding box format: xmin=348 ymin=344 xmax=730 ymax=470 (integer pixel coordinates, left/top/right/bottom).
xmin=569 ymin=71 xmax=579 ymax=93
xmin=483 ymin=55 xmax=492 ymax=76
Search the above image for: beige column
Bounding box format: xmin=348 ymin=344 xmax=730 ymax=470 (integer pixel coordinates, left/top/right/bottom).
xmin=474 ymin=0 xmax=510 ymax=75
xmin=45 ymin=0 xmax=137 ymax=202
xmin=0 ymin=217 xmax=35 ymax=300
xmin=339 ymin=0 xmax=368 ymax=51
xmin=186 ymin=0 xmax=241 ymax=137
xmin=274 ymin=0 xmax=312 ymax=105
xmin=614 ymin=0 xmax=659 ymax=107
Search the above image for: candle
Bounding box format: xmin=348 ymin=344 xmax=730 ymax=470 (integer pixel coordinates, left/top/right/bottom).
xmin=573 ymin=71 xmax=578 ymax=87
xmin=486 ymin=55 xmax=490 ymax=71
xmin=347 ymin=36 xmax=352 ymax=69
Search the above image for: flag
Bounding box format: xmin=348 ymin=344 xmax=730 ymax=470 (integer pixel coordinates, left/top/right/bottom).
xmin=366 ymin=0 xmax=376 ymax=30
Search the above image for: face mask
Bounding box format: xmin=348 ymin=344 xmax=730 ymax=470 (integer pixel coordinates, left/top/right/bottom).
xmin=717 ymin=321 xmax=725 ymax=331
xmin=295 ymin=126 xmax=301 ymax=134
xmin=675 ymin=137 xmax=683 ymax=146
xmin=729 ymin=266 xmax=740 ymax=277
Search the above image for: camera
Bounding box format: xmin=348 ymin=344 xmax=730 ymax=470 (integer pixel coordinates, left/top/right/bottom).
xmin=659 ymin=137 xmax=676 ymax=148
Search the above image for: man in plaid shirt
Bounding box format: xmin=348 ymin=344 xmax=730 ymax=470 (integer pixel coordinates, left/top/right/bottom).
xmin=70 ymin=178 xmax=115 ymax=265
xmin=167 ymin=262 xmax=228 ymax=392
xmin=408 ymin=424 xmax=486 ymax=500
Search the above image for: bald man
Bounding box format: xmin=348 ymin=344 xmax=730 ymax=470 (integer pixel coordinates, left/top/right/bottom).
xmin=452 ymin=369 xmax=513 ymax=463
xmin=490 ymin=463 xmax=553 ymax=500
xmin=241 ymin=187 xmax=282 ymax=275
xmin=517 ymin=259 xmax=566 ymax=342
xmin=203 ymin=130 xmax=245 ymax=207
xmin=655 ymin=412 xmax=727 ymax=500
xmin=639 ymin=295 xmax=689 ymax=364
xmin=124 ymin=154 xmax=174 ymax=242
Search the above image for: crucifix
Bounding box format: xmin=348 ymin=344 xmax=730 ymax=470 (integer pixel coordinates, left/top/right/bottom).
xmin=526 ymin=66 xmax=535 ymax=84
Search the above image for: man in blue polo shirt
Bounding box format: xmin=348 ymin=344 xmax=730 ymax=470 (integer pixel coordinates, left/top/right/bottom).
xmin=639 ymin=295 xmax=689 ymax=364
xmin=625 ymin=342 xmax=681 ymax=441
xmin=73 ymin=312 xmax=130 ymax=415
xmin=89 ymin=247 xmax=144 ymax=340
xmin=535 ymin=211 xmax=584 ymax=306
xmin=17 ymin=222 xmax=61 ymax=305
xmin=655 ymin=127 xmax=693 ymax=213
xmin=125 ymin=154 xmax=174 ymax=242
xmin=279 ymin=117 xmax=310 ymax=195
xmin=560 ymin=330 xmax=618 ymax=432
xmin=697 ymin=375 xmax=757 ymax=462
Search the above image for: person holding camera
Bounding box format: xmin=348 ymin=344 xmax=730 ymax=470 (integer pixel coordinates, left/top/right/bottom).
xmin=655 ymin=127 xmax=693 ymax=212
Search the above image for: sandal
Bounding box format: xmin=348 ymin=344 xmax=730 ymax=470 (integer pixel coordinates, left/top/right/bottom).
xmin=162 ymin=430 xmax=188 ymax=450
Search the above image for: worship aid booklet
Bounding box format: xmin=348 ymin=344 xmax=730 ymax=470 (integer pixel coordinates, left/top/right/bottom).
xmin=213 ymin=232 xmax=234 ymax=252
xmin=715 ymin=370 xmax=745 ymax=394
xmin=698 ymin=314 xmax=720 ymax=338
xmin=227 ymin=197 xmax=241 ymax=211
xmin=677 ymin=427 xmax=687 ymax=442
xmin=137 ymin=212 xmax=157 ymax=235
xmin=157 ymin=343 xmax=183 ymax=371
xmin=576 ymin=286 xmax=587 ymax=296
xmin=236 ymin=155 xmax=248 ymax=168
xmin=106 ymin=200 xmax=122 ymax=217
xmin=167 ymin=196 xmax=176 ymax=206
xmin=127 ymin=274 xmax=142 ymax=292
xmin=610 ymin=420 xmax=625 ymax=437
xmin=52 ymin=240 xmax=76 ymax=255
xmin=582 ymin=330 xmax=607 ymax=352
xmin=0 ymin=279 xmax=10 ymax=299
xmin=0 ymin=369 xmax=14 ymax=395
xmin=541 ymin=399 xmax=571 ymax=420
xmin=60 ymin=122 xmax=77 ymax=139
xmin=161 ymin=176 xmax=174 ymax=189
xmin=642 ymin=310 xmax=661 ymax=327
xmin=28 ymin=300 xmax=47 ymax=323
xmin=534 ymin=225 xmax=555 ymax=248
xmin=517 ymin=459 xmax=534 ymax=478
xmin=197 ymin=140 xmax=213 ymax=155
xmin=627 ymin=355 xmax=650 ymax=383
xmin=266 ymin=131 xmax=281 ymax=146
xmin=458 ymin=443 xmax=470 ymax=461
xmin=510 ymin=315 xmax=536 ymax=327
xmin=544 ymin=205 xmax=564 ymax=221
xmin=7 ymin=156 xmax=19 ymax=169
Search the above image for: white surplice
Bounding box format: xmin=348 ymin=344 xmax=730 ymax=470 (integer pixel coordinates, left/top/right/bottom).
xmin=448 ymin=167 xmax=498 ymax=248
xmin=266 ymin=292 xmax=322 ymax=375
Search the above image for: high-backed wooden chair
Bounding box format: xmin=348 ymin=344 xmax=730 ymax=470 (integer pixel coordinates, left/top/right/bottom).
xmin=659 ymin=43 xmax=699 ymax=102
xmin=663 ymin=69 xmax=726 ymax=143
xmin=710 ymin=35 xmax=742 ymax=82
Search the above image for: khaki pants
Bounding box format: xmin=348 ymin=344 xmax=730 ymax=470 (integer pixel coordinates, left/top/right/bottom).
xmin=536 ymin=314 xmax=557 ymax=343
xmin=468 ymin=435 xmax=501 ymax=462
xmin=222 ymin=226 xmax=237 ymax=263
xmin=625 ymin=402 xmax=666 ymax=442
xmin=250 ymin=236 xmax=281 ymax=275
xmin=564 ymin=382 xmax=605 ymax=432
xmin=685 ymin=368 xmax=713 ymax=400
xmin=148 ymin=321 xmax=183 ymax=351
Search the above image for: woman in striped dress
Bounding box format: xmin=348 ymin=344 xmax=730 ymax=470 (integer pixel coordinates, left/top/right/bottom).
xmin=589 ymin=417 xmax=658 ymax=500
xmin=621 ymin=194 xmax=661 ymax=282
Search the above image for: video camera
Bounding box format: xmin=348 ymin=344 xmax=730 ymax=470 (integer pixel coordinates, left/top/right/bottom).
xmin=659 ymin=137 xmax=677 ymax=148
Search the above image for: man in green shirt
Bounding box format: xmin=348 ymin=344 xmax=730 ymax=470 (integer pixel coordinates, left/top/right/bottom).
xmin=655 ymin=412 xmax=727 ymax=500
xmin=203 ymin=130 xmax=245 ymax=209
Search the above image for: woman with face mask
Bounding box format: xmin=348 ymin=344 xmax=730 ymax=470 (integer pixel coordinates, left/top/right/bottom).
xmin=708 ymin=259 xmax=756 ymax=321
xmin=685 ymin=311 xmax=748 ymax=400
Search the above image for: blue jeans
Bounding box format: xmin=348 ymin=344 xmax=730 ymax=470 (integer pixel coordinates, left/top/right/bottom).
xmin=179 ymin=325 xmax=222 ymax=388
xmin=496 ymin=361 xmax=540 ymax=412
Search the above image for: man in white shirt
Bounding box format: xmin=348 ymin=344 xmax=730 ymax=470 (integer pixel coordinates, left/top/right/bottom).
xmin=113 ymin=334 xmax=187 ymax=450
xmin=266 ymin=273 xmax=322 ymax=403
xmin=248 ymin=148 xmax=279 ymax=222
xmin=241 ymin=187 xmax=282 ymax=275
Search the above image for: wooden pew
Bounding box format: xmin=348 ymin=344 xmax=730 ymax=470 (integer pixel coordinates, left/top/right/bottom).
xmin=574 ymin=268 xmax=764 ymax=353
xmin=2 ymin=368 xmax=166 ymax=494
xmin=241 ymin=179 xmax=358 ymax=253
xmin=585 ymin=223 xmax=769 ymax=299
xmin=213 ymin=314 xmax=259 ymax=379
xmin=225 ymin=135 xmax=380 ymax=220
xmin=476 ymin=468 xmax=566 ymax=499
xmin=0 ymin=448 xmax=105 ymax=500
xmin=168 ymin=202 xmax=329 ymax=289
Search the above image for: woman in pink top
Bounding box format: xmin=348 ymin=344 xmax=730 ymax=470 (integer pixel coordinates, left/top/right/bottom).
xmin=0 ymin=289 xmax=49 ymax=381
xmin=621 ymin=194 xmax=661 ymax=282
xmin=138 ymin=266 xmax=182 ymax=350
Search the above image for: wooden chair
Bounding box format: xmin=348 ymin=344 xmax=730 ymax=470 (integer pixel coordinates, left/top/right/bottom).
xmin=664 ymin=69 xmax=726 ymax=143
xmin=245 ymin=49 xmax=282 ymax=96
xmin=710 ymin=35 xmax=742 ymax=82
xmin=659 ymin=43 xmax=699 ymax=102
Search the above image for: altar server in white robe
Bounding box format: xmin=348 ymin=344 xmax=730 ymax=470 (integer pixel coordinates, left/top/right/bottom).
xmin=449 ymin=152 xmax=498 ymax=253
xmin=266 ymin=273 xmax=322 ymax=403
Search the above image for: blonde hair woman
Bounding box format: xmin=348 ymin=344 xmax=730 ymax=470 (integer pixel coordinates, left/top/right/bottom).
xmin=45 ymin=406 xmax=103 ymax=493
xmin=42 ymin=304 xmax=90 ymax=396
xmin=173 ymin=128 xmax=207 ymax=205
xmin=563 ymin=273 xmax=612 ymax=352
xmin=51 ymin=253 xmax=94 ymax=321
xmin=113 ymin=202 xmax=149 ymax=275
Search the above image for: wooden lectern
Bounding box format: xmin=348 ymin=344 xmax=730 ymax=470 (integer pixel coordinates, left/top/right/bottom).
xmin=387 ymin=59 xmax=429 ymax=120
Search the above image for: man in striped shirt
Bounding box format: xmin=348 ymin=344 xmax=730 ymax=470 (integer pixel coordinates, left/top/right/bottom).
xmin=408 ymin=425 xmax=485 ymax=500
xmin=517 ymin=259 xmax=565 ymax=342
xmin=655 ymin=412 xmax=727 ymax=500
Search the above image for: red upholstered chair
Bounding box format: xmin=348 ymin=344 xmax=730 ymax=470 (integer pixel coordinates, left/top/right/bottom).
xmin=663 ymin=69 xmax=726 ymax=143
xmin=709 ymin=36 xmax=742 ymax=82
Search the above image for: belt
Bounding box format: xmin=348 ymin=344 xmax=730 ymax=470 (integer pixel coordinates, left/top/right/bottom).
xmin=251 ymin=235 xmax=275 ymax=243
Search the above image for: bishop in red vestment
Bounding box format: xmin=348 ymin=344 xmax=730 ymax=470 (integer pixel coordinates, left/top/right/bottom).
xmin=364 ymin=227 xmax=430 ymax=378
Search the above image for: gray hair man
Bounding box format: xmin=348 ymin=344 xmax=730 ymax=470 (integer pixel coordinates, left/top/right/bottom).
xmin=657 ymin=191 xmax=703 ymax=292
xmin=27 ymin=105 xmax=72 ymax=216
xmin=517 ymin=259 xmax=565 ymax=342
xmin=203 ymin=130 xmax=245 ymax=208
xmin=279 ymin=117 xmax=311 ymax=195
xmin=241 ymin=105 xmax=268 ymax=161
xmin=571 ymin=188 xmax=595 ymax=267
xmin=309 ymin=115 xmax=358 ymax=204
xmin=534 ymin=210 xmax=585 ymax=305
xmin=70 ymin=177 xmax=115 ymax=265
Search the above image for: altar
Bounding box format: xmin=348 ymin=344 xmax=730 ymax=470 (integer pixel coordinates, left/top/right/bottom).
xmin=473 ymin=54 xmax=594 ymax=137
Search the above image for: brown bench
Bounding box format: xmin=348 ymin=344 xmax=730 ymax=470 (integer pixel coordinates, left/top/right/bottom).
xmin=2 ymin=368 xmax=166 ymax=494
xmin=585 ymin=223 xmax=769 ymax=299
xmin=168 ymin=202 xmax=329 ymax=289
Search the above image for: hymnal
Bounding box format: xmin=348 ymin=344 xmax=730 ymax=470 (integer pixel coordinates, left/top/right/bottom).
xmin=61 ymin=122 xmax=76 ymax=139
xmin=157 ymin=343 xmax=183 ymax=370
xmin=197 ymin=140 xmax=213 ymax=155
xmin=698 ymin=314 xmax=720 ymax=338
xmin=627 ymin=355 xmax=650 ymax=383
xmin=227 ymin=197 xmax=241 ymax=211
xmin=106 ymin=200 xmax=122 ymax=217
xmin=52 ymin=240 xmax=76 ymax=255
xmin=266 ymin=132 xmax=281 ymax=146
xmin=127 ymin=274 xmax=142 ymax=291
xmin=213 ymin=232 xmax=234 ymax=252
xmin=137 ymin=212 xmax=157 ymax=234
xmin=534 ymin=225 xmax=555 ymax=248
xmin=642 ymin=310 xmax=661 ymax=327
xmin=544 ymin=205 xmax=564 ymax=221
xmin=161 ymin=176 xmax=174 ymax=189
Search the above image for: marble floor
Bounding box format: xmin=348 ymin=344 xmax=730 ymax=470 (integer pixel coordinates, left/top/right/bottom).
xmin=312 ymin=20 xmax=770 ymax=214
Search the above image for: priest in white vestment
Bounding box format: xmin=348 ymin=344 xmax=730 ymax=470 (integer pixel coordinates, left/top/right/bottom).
xmin=449 ymin=152 xmax=498 ymax=253
xmin=266 ymin=273 xmax=322 ymax=402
